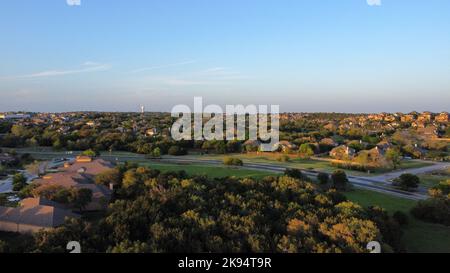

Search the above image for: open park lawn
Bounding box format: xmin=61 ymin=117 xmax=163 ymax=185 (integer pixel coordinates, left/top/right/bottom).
xmin=345 ymin=189 xmax=450 ymax=253
xmin=418 ymin=167 xmax=450 ymax=189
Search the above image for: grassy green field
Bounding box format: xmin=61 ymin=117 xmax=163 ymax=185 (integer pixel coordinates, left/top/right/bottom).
xmin=8 ymin=146 xmax=435 ymax=177
xmin=344 ymin=189 xmax=416 ymax=213
xmin=345 ymin=189 xmax=450 ymax=253
xmin=418 ymin=167 xmax=450 ymax=189
xmin=191 ymin=153 xmax=433 ymax=176
xmin=399 ymin=160 xmax=434 ymax=169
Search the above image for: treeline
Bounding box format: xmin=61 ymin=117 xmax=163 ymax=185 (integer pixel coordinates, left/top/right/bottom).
xmin=0 ymin=123 xmax=244 ymax=156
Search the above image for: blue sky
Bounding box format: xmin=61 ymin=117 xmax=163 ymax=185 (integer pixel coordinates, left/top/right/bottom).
xmin=0 ymin=0 xmax=449 ymax=113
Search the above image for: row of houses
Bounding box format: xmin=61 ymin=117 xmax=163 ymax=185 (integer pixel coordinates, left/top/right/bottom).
xmin=0 ymin=113 xmax=31 ymax=120
xmin=329 ymin=141 xmax=393 ymax=161
xmin=366 ymin=111 xmax=449 ymax=124
xmin=0 ymin=156 xmax=114 ymax=234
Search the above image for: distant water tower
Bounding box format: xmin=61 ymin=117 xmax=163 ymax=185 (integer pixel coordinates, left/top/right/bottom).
xmin=140 ymin=105 xmax=145 ymax=114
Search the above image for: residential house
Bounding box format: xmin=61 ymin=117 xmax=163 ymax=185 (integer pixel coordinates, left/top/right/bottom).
xmin=368 ymin=114 xmax=385 ymax=121
xmin=0 ymin=198 xmax=79 ymax=234
xmin=384 ymin=115 xmax=397 ymax=122
xmin=417 ymin=112 xmax=433 ymax=123
xmin=320 ymin=138 xmax=338 ymax=147
xmin=368 ymin=146 xmax=386 ymax=158
xmin=146 ymin=128 xmax=158 ymax=137
xmin=401 ymin=114 xmax=416 ymax=123
xmin=57 ymin=126 xmax=71 ymax=134
xmin=274 ymin=141 xmax=298 ymax=153
xmin=31 ymin=118 xmax=48 ymax=125
xmin=324 ymin=122 xmax=338 ymax=131
xmin=412 ymin=121 xmax=426 ymax=129
xmin=435 ymin=112 xmax=449 ymax=123
xmin=330 ymin=145 xmax=356 ymax=160
xmin=85 ymin=121 xmax=98 ymax=127
xmin=387 ymin=122 xmax=401 ymax=129
xmin=417 ymin=125 xmax=439 ymax=139
xmin=33 ymin=157 xmax=114 ymax=211
xmin=376 ymin=140 xmax=393 ymax=151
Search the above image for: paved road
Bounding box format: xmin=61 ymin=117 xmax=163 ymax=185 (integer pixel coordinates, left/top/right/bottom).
xmin=13 ymin=150 xmax=439 ymax=200
xmin=367 ymin=162 xmax=449 ymax=183
xmin=154 ymin=157 xmax=428 ymax=200
xmin=0 ymin=177 xmax=13 ymax=193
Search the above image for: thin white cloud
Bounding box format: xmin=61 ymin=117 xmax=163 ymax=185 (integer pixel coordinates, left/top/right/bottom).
xmin=140 ymin=67 xmax=248 ymax=87
xmin=367 ymin=0 xmax=381 ymax=6
xmin=83 ymin=61 xmax=103 ymax=66
xmin=196 ymin=67 xmax=247 ymax=79
xmin=0 ymin=62 xmax=111 ymax=80
xmin=129 ymin=60 xmax=196 ymax=73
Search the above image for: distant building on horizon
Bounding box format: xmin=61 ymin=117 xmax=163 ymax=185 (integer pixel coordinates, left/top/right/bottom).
xmin=0 ymin=113 xmax=31 ymax=120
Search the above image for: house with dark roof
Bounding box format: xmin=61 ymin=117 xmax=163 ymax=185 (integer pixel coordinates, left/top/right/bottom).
xmin=0 ymin=198 xmax=79 ymax=234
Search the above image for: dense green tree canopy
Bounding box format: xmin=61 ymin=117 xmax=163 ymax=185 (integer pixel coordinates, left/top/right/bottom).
xmin=15 ymin=166 xmax=397 ymax=253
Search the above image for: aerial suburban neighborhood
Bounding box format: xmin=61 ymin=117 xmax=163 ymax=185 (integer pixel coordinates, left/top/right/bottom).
xmin=0 ymin=1 xmax=449 ymax=267
xmin=0 ymin=109 xmax=449 ymax=254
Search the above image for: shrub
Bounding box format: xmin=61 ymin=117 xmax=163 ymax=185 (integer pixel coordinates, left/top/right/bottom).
xmin=392 ymin=211 xmax=409 ymax=226
xmin=12 ymin=173 xmax=27 ymax=192
xmin=317 ymin=172 xmax=330 ymax=185
xmin=223 ymin=157 xmax=243 ymax=166
xmin=331 ymin=170 xmax=348 ymax=190
xmin=167 ymin=146 xmax=187 ymax=156
xmin=411 ymin=198 xmax=450 ymax=226
xmin=284 ymin=168 xmax=304 ymax=180
xmin=431 ymin=180 xmax=450 ymax=196
xmin=298 ymin=143 xmax=315 ymax=157
xmin=81 ymin=149 xmax=98 ymax=157
xmin=276 ymin=155 xmax=290 ymax=162
xmin=95 ymin=169 xmax=122 ymax=187
xmin=331 ymin=161 xmax=376 ymax=172
xmin=151 ymin=147 xmax=161 ymax=158
xmin=0 ymin=165 xmax=6 ymax=176
xmin=0 ymin=194 xmax=7 ymax=206
xmin=393 ymin=174 xmax=420 ymax=191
